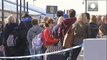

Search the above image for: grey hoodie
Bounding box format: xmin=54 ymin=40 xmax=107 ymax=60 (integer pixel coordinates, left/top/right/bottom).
xmin=27 ymin=25 xmax=43 ymax=55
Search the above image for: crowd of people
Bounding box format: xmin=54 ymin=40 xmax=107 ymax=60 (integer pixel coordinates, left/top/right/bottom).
xmin=0 ymin=9 xmax=107 ymax=60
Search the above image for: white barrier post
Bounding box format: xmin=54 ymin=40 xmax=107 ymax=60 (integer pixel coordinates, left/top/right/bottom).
xmin=83 ymin=38 xmax=107 ymax=60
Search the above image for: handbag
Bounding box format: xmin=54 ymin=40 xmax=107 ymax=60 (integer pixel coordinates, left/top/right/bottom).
xmin=63 ymin=25 xmax=75 ymax=48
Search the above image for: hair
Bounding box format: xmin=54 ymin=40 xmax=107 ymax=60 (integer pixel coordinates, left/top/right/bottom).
xmin=96 ymin=15 xmax=102 ymax=20
xmin=7 ymin=15 xmax=16 ymax=24
xmin=57 ymin=10 xmax=64 ymax=17
xmin=90 ymin=15 xmax=97 ymax=23
xmin=68 ymin=9 xmax=76 ymax=18
xmin=44 ymin=23 xmax=49 ymax=27
xmin=85 ymin=13 xmax=90 ymax=20
xmin=44 ymin=18 xmax=54 ymax=27
xmin=22 ymin=13 xmax=31 ymax=18
xmin=47 ymin=19 xmax=54 ymax=24
xmin=102 ymin=15 xmax=107 ymax=23
xmin=31 ymin=19 xmax=38 ymax=25
xmin=57 ymin=16 xmax=64 ymax=25
xmin=96 ymin=15 xmax=102 ymax=25
xmin=77 ymin=13 xmax=88 ymax=24
xmin=43 ymin=16 xmax=49 ymax=22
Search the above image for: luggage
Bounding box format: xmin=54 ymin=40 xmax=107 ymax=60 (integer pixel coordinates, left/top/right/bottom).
xmin=63 ymin=25 xmax=75 ymax=48
xmin=44 ymin=45 xmax=65 ymax=60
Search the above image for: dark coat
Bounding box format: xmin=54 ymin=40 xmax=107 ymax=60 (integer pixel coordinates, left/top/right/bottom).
xmin=88 ymin=23 xmax=99 ymax=38
xmin=15 ymin=17 xmax=32 ymax=56
xmin=4 ymin=23 xmax=18 ymax=44
xmin=4 ymin=23 xmax=18 ymax=56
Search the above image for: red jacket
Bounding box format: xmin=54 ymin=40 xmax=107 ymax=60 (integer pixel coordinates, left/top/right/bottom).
xmin=42 ymin=28 xmax=58 ymax=46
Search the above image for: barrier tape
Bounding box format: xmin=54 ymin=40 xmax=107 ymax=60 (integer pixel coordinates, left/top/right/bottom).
xmin=0 ymin=45 xmax=82 ymax=59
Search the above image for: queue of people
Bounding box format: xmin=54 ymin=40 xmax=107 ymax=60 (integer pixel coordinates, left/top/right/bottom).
xmin=0 ymin=9 xmax=107 ymax=60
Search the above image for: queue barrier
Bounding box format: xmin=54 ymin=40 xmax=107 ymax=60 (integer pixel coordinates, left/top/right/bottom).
xmin=0 ymin=45 xmax=82 ymax=59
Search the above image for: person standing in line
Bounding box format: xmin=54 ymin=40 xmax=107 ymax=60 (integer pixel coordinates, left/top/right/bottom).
xmin=52 ymin=10 xmax=64 ymax=39
xmin=58 ymin=9 xmax=77 ymax=60
xmin=16 ymin=13 xmax=32 ymax=60
xmin=69 ymin=13 xmax=88 ymax=60
xmin=59 ymin=9 xmax=76 ymax=46
xmin=99 ymin=15 xmax=107 ymax=38
xmin=39 ymin=16 xmax=49 ymax=28
xmin=88 ymin=15 xmax=99 ymax=38
xmin=96 ymin=15 xmax=102 ymax=26
xmin=27 ymin=19 xmax=43 ymax=60
xmin=4 ymin=15 xmax=18 ymax=60
xmin=42 ymin=19 xmax=59 ymax=46
xmin=52 ymin=16 xmax=64 ymax=39
xmin=54 ymin=10 xmax=64 ymax=25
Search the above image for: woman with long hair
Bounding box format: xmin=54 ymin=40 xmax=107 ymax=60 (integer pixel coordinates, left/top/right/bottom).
xmin=42 ymin=19 xmax=58 ymax=46
xmin=99 ymin=15 xmax=107 ymax=38
xmin=69 ymin=13 xmax=88 ymax=60
xmin=88 ymin=15 xmax=99 ymax=38
xmin=4 ymin=15 xmax=18 ymax=60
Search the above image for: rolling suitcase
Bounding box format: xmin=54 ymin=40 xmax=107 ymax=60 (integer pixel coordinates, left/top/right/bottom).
xmin=44 ymin=45 xmax=65 ymax=60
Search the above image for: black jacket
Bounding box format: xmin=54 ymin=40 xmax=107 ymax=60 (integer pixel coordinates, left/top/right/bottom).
xmin=4 ymin=23 xmax=18 ymax=44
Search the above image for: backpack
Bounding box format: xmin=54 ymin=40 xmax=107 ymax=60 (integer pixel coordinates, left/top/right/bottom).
xmin=52 ymin=25 xmax=60 ymax=39
xmin=6 ymin=30 xmax=19 ymax=47
xmin=32 ymin=32 xmax=43 ymax=51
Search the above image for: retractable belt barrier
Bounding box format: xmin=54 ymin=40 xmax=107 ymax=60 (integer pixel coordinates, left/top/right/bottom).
xmin=0 ymin=45 xmax=82 ymax=59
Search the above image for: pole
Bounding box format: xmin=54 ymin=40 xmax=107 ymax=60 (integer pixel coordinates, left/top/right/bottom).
xmin=33 ymin=0 xmax=36 ymax=5
xmin=33 ymin=0 xmax=34 ymax=6
xmin=16 ymin=0 xmax=19 ymax=23
xmin=27 ymin=2 xmax=28 ymax=13
xmin=2 ymin=0 xmax=6 ymax=59
xmin=24 ymin=0 xmax=25 ymax=13
xmin=85 ymin=0 xmax=87 ymax=13
xmin=20 ymin=0 xmax=22 ymax=20
xmin=2 ymin=0 xmax=4 ymax=24
xmin=64 ymin=9 xmax=65 ymax=14
xmin=106 ymin=0 xmax=107 ymax=15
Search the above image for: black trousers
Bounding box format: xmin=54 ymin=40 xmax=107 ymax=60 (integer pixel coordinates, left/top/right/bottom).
xmin=64 ymin=47 xmax=81 ymax=60
xmin=4 ymin=46 xmax=16 ymax=60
